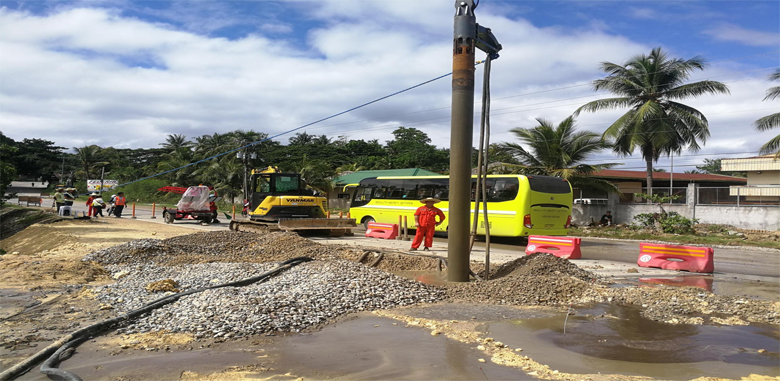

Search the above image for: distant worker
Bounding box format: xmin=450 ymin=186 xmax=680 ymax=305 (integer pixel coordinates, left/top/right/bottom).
xmin=91 ymin=193 xmax=106 ymax=218
xmin=410 ymin=197 xmax=446 ymax=251
xmin=86 ymin=193 xmax=95 ymax=217
xmin=113 ymin=192 xmax=127 ymax=218
xmin=600 ymin=211 xmax=613 ymax=226
xmin=53 ymin=188 xmax=64 ymax=212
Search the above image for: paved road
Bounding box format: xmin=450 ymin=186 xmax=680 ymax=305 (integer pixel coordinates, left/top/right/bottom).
xmin=31 ymin=202 xmax=780 ymax=279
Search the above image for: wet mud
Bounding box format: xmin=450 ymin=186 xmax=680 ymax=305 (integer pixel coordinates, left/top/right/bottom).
xmin=478 ymin=304 xmax=780 ymax=380
xmin=268 ymin=314 xmax=534 ymax=380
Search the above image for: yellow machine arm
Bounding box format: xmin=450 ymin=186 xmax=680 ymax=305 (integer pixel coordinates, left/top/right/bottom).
xmin=251 ymin=166 xmax=281 ymax=175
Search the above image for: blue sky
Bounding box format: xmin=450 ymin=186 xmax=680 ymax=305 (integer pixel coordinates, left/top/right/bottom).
xmin=0 ymin=0 xmax=778 ymax=173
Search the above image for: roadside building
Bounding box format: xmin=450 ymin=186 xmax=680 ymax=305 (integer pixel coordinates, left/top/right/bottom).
xmin=720 ymin=155 xmax=780 ymax=204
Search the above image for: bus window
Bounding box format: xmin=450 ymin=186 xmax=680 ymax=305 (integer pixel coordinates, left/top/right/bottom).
xmin=352 ymin=187 xmax=373 ymax=207
xmin=373 ymin=187 xmax=387 ymax=198
xmin=491 ymin=178 xmax=519 ymax=202
xmin=527 ymin=176 xmax=570 ymax=194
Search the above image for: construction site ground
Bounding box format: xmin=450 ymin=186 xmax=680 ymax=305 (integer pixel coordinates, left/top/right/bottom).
xmin=1 ymin=206 xmax=778 ymax=381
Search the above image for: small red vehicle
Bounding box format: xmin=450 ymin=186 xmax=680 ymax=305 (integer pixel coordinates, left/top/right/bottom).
xmin=159 ymin=186 xmax=222 ymax=225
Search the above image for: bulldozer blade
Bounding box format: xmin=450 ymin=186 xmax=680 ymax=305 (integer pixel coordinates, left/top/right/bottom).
xmin=277 ymin=218 xmax=357 ymax=230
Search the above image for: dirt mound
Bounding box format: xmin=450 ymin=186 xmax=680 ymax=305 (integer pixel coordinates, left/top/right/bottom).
xmin=0 ymin=255 xmax=109 ymax=289
xmin=487 ymin=253 xmax=599 ymax=282
xmin=0 ymin=207 xmax=62 ymax=244
xmin=0 ymin=223 xmax=78 ymax=256
xmin=84 ymin=230 xmax=445 ymax=271
xmin=448 ymin=254 xmax=602 ymax=307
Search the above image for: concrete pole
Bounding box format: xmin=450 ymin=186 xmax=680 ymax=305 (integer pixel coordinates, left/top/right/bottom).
xmin=448 ymin=1 xmax=476 ymax=282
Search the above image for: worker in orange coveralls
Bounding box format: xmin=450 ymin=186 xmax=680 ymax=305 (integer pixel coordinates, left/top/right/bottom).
xmin=410 ymin=197 xmax=445 ymax=251
xmin=85 ymin=193 xmax=95 ymax=217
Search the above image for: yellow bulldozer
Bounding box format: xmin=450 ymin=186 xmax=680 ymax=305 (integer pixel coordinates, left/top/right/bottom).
xmin=228 ymin=166 xmax=356 ymax=236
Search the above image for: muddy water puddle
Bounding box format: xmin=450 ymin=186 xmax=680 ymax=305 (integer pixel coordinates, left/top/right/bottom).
xmin=631 ymin=276 xmax=780 ymax=301
xmin=479 ymin=304 xmax=780 ymax=380
xmin=268 ymin=314 xmax=533 ymax=380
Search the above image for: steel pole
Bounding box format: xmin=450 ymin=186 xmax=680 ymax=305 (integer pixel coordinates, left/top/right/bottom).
xmin=448 ymin=1 xmax=476 ymax=282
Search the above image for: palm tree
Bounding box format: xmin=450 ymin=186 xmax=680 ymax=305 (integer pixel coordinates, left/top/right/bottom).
xmin=335 ymin=163 xmax=366 ymax=176
xmin=160 ymin=134 xmax=194 ymax=152
xmin=575 ymin=47 xmax=729 ymax=197
xmin=290 ymin=154 xmax=335 ymax=194
xmin=754 ymin=69 xmax=780 ymax=157
xmin=496 ymin=116 xmax=620 ymax=193
xmin=74 ymin=145 xmax=103 ymax=180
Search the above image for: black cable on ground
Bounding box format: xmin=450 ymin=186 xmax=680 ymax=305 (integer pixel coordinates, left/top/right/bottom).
xmin=368 ymin=252 xmax=385 ymax=267
xmin=0 ymin=257 xmax=313 ymax=381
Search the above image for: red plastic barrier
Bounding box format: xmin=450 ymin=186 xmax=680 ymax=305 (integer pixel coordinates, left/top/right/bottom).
xmin=525 ymin=236 xmax=581 ymax=259
xmin=365 ymin=222 xmax=399 ymax=240
xmin=637 ymin=243 xmax=714 ymax=273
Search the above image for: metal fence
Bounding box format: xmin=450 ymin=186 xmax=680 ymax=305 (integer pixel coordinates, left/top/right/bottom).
xmin=697 ymin=187 xmax=780 ymax=206
xmin=618 ymin=187 xmax=688 ymax=204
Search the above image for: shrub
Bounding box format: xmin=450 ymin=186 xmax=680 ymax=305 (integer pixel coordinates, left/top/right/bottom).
xmin=632 ymin=212 xmax=698 ymax=235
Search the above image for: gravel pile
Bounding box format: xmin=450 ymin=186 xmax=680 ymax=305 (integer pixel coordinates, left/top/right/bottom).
xmin=96 ymin=260 xmax=444 ymax=337
xmin=486 ymin=253 xmax=601 ymax=282
xmin=84 ymin=230 xmax=363 ymax=266
xmin=85 ymin=231 xmax=779 ymax=334
xmin=448 ymin=254 xmax=604 ymax=306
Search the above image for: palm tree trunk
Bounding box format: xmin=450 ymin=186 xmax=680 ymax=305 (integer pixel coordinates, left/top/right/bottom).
xmin=645 ymin=156 xmax=653 ymax=204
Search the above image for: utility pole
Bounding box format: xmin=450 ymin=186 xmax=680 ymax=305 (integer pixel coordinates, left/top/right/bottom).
xmin=100 ymin=166 xmax=105 ymax=196
xmin=448 ymin=0 xmax=477 ymax=282
xmin=448 ymin=0 xmax=501 ymax=282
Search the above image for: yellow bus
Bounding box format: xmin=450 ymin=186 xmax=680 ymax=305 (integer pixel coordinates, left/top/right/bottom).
xmin=348 ymin=174 xmax=573 ymax=237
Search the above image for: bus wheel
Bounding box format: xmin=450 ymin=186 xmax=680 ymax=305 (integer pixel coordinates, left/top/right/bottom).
xmin=362 ymin=217 xmax=375 ymax=230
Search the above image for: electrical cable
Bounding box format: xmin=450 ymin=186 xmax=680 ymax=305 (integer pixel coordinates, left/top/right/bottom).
xmin=0 ymin=257 xmax=313 ymax=381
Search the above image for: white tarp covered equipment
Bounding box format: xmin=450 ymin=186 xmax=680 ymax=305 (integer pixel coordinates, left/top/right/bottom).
xmin=177 ymin=186 xmax=211 ymax=212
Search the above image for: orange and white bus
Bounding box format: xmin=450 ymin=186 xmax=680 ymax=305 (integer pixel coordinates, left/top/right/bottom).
xmin=348 ymin=174 xmax=573 ymax=237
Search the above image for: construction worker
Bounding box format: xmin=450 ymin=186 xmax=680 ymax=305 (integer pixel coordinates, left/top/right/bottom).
xmin=113 ymin=192 xmax=127 ymax=218
xmin=86 ymin=193 xmax=95 ymax=217
xmin=53 ymin=188 xmax=64 ymax=212
xmin=91 ymin=194 xmax=106 ymax=218
xmin=410 ymin=197 xmax=446 ymax=251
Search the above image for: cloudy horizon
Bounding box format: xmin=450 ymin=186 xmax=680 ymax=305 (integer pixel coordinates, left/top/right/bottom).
xmin=1 ymin=0 xmax=778 ymax=174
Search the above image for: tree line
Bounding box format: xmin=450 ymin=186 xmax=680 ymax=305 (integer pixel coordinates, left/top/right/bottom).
xmin=2 ymin=47 xmax=776 ymax=201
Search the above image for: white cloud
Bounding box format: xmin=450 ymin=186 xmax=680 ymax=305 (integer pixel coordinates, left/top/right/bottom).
xmin=703 ymin=23 xmax=780 ymax=47
xmin=0 ymin=1 xmax=775 ymax=170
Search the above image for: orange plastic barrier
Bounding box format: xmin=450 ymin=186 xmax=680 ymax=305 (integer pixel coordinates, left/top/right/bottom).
xmin=365 ymin=222 xmax=399 ymax=240
xmin=525 ymin=236 xmax=581 ymax=259
xmin=637 ymin=243 xmax=714 ymax=273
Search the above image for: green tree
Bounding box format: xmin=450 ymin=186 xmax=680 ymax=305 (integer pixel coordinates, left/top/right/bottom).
xmin=496 ymin=116 xmax=620 ymax=193
xmin=754 ymin=69 xmax=780 ymax=157
xmin=289 ymin=154 xmax=335 ymax=194
xmin=693 ymin=158 xmax=745 ymax=177
xmin=74 ymin=145 xmax=105 ymax=181
xmin=575 ymin=47 xmax=729 ymax=197
xmin=14 ymin=138 xmax=66 ymax=184
xmin=385 ymin=127 xmax=448 ymax=171
xmin=160 ymin=134 xmax=194 ymax=152
xmin=0 ymin=138 xmax=18 ymax=202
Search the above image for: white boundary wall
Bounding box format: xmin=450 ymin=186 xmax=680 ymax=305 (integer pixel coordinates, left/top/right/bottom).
xmin=572 ymin=183 xmax=779 ymax=231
